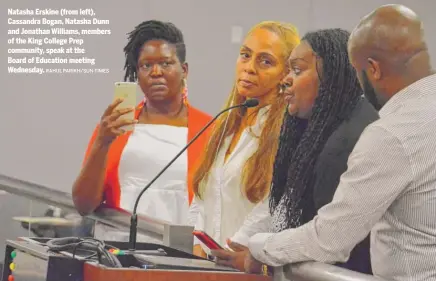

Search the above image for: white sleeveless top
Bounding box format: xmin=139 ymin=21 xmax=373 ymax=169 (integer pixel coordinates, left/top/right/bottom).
xmin=93 ymin=124 xmax=189 ymax=242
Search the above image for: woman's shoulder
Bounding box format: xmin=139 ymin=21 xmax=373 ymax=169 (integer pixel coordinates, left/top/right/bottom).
xmin=332 ymin=98 xmax=379 ymax=139
xmin=188 ymin=104 xmax=212 ymax=121
xmin=322 ymin=98 xmax=379 ymax=155
xmin=351 ymin=97 xmax=380 ymax=124
xmin=188 ymin=104 xmax=213 ymax=132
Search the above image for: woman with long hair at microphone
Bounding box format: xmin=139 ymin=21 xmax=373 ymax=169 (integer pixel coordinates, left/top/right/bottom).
xmin=190 ymin=21 xmax=300 ymax=257
xmin=212 ymin=28 xmax=378 ymax=274
xmin=72 ymin=20 xmax=212 ymax=241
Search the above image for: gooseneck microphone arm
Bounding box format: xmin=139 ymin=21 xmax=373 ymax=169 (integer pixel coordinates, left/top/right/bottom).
xmin=128 ymin=98 xmax=259 ymax=250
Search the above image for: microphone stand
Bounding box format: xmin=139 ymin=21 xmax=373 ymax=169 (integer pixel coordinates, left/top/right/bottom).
xmin=128 ymin=99 xmax=259 ymax=250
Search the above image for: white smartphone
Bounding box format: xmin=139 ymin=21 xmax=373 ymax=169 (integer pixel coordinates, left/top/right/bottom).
xmin=113 ymin=82 xmax=138 ymax=131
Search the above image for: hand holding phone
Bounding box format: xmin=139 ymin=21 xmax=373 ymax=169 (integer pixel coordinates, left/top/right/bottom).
xmin=112 ymin=82 xmax=137 ymax=130
xmin=95 ymin=82 xmax=138 ymax=146
xmin=193 ymin=230 xmax=223 ymax=250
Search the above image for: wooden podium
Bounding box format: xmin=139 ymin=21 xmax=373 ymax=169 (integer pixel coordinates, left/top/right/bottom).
xmin=83 ymin=262 xmax=272 ymax=281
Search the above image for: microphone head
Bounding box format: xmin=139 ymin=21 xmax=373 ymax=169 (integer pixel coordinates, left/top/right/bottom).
xmin=243 ymin=99 xmax=259 ymax=108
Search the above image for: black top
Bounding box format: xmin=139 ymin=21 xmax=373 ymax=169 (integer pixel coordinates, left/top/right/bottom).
xmin=300 ymin=97 xmax=379 ymax=274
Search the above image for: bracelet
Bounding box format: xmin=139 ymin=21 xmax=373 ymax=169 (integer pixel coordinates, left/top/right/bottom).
xmin=262 ymin=264 xmax=268 ymax=276
xmin=262 ymin=264 xmax=273 ymax=276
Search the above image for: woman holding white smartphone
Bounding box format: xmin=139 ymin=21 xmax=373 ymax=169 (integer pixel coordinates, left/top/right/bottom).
xmin=72 ymin=20 xmax=211 ymax=241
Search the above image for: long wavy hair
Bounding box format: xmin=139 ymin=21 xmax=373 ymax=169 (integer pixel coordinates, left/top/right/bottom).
xmin=193 ymin=21 xmax=300 ymax=203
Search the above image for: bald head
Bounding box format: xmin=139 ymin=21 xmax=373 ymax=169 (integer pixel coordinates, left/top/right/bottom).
xmin=349 ymin=4 xmax=427 ymax=70
xmin=347 ymin=5 xmax=434 ymax=110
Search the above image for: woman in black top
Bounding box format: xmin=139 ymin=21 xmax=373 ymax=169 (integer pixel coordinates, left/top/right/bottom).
xmin=213 ymin=28 xmax=378 ymax=274
xmin=269 ymin=28 xmax=378 ymax=274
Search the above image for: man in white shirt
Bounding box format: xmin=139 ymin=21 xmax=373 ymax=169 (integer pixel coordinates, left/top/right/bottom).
xmin=245 ymin=4 xmax=436 ymax=281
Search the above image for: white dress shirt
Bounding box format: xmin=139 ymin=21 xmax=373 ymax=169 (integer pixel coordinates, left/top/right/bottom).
xmin=230 ymin=199 xmax=271 ymax=246
xmin=190 ymin=107 xmax=270 ymax=251
xmin=248 ymin=74 xmax=436 ymax=281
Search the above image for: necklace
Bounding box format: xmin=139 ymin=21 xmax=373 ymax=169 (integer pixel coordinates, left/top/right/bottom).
xmin=143 ymin=101 xmax=186 ymax=119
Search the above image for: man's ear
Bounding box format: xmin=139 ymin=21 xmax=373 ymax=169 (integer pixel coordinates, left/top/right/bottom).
xmin=182 ymin=62 xmax=189 ymax=79
xmin=367 ymin=58 xmax=381 ymax=80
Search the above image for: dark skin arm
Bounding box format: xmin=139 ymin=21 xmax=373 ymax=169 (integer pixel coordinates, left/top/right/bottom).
xmin=244 ymin=252 xmax=264 ymax=274
xmin=211 ymin=240 xmax=248 ymax=271
xmin=211 ymin=239 xmax=264 ymax=274
xmin=72 ymin=141 xmax=109 ymax=216
xmin=72 ymin=99 xmax=137 ymax=216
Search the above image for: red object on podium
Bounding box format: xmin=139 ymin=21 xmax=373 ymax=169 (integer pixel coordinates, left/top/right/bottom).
xmin=83 ymin=262 xmax=273 ymax=281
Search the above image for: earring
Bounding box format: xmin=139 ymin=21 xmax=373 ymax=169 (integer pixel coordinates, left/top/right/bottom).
xmin=182 ymin=79 xmax=188 ymax=98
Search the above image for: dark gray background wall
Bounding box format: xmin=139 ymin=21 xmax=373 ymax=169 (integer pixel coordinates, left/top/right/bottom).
xmin=0 ymin=0 xmax=435 ymax=258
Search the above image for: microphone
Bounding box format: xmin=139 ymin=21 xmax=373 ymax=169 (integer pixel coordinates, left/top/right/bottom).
xmin=243 ymin=98 xmax=259 ymax=108
xmin=129 ymin=98 xmax=259 ymax=250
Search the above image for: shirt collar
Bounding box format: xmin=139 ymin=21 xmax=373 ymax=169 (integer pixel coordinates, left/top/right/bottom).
xmin=379 ymin=73 xmax=436 ymax=117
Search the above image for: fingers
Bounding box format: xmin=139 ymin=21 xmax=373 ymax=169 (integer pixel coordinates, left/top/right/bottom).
xmin=98 ymin=118 xmax=136 ymax=139
xmin=210 ymin=249 xmax=233 ymax=260
xmin=215 ymin=258 xmax=234 ymax=267
xmin=110 ymin=117 xmax=137 ymax=129
xmin=110 ymin=128 xmax=125 ymax=136
xmin=107 ymin=107 xmax=135 ymax=122
xmin=95 ymin=100 xmax=137 ymax=146
xmin=227 ymin=239 xmax=248 ymax=252
xmin=100 ymin=99 xmax=136 ymax=134
xmin=101 ymin=108 xmax=135 ymax=129
xmin=244 ymin=254 xmax=263 ymax=274
xmin=102 ymin=98 xmax=124 ymax=117
xmin=102 ymin=99 xmax=136 ymax=121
